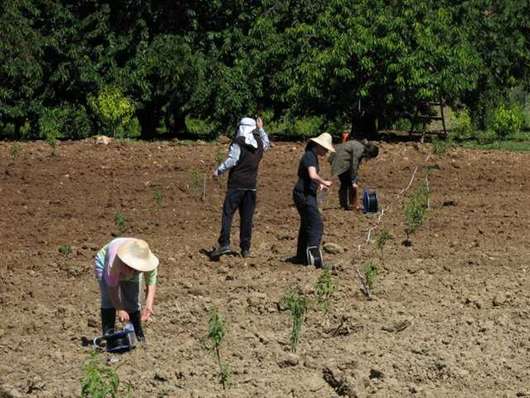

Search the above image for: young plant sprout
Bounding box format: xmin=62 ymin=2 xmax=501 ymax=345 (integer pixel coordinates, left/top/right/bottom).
xmin=114 ymin=212 xmax=126 ymax=234
xmin=281 ymin=288 xmax=308 ymax=352
xmin=314 ymin=269 xmax=336 ymax=312
xmin=375 ymin=229 xmax=393 ymax=259
xmin=207 ymin=308 xmax=231 ymax=390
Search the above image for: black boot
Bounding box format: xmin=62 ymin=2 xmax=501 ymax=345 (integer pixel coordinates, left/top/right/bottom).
xmin=101 ymin=308 xmax=116 ymax=335
xmin=128 ymin=311 xmax=145 ymax=342
xmin=339 ymin=188 xmax=351 ymax=210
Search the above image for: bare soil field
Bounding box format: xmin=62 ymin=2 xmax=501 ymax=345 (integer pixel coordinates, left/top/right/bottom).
xmin=0 ymin=139 xmax=529 ymax=397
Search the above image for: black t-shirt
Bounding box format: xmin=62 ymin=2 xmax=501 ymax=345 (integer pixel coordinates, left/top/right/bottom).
xmin=294 ymin=147 xmax=319 ymax=195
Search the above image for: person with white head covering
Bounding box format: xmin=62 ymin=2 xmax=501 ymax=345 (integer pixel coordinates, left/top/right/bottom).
xmin=210 ymin=117 xmax=270 ymax=259
xmin=94 ymin=238 xmax=159 ymax=341
xmin=289 ymin=133 xmax=334 ymax=268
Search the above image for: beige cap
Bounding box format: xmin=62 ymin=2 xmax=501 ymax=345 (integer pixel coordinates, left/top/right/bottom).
xmin=117 ymin=239 xmax=159 ymax=272
xmin=310 ymin=133 xmax=335 ymax=152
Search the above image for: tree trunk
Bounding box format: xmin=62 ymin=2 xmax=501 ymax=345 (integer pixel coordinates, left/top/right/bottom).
xmin=351 ymin=113 xmax=378 ymax=140
xmin=137 ymin=105 xmax=160 ymax=139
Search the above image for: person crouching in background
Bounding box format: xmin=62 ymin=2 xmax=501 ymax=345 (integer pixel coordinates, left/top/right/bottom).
xmin=94 ymin=238 xmax=159 ymax=341
xmin=329 ymin=138 xmax=379 ymax=210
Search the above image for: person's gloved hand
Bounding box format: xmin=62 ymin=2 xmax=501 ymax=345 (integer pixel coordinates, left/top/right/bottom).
xmin=213 ymin=169 xmax=219 ymax=177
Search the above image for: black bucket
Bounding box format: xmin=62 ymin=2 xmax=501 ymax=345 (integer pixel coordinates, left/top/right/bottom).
xmin=363 ymin=189 xmax=378 ymax=213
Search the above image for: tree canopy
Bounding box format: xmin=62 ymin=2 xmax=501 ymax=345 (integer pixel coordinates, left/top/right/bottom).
xmin=0 ymin=0 xmax=528 ymax=139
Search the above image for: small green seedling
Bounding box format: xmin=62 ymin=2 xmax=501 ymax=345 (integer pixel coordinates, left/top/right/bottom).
xmin=81 ymin=351 xmax=120 ymax=398
xmin=375 ymin=229 xmax=393 ymax=259
xmin=207 ymin=308 xmax=231 ymax=390
xmin=189 ymin=168 xmax=205 ymax=199
xmin=404 ymin=181 xmax=429 ymax=242
xmin=362 ymin=262 xmax=378 ymax=290
xmin=314 ymin=269 xmax=336 ymax=312
xmin=58 ymin=244 xmax=72 ymax=257
xmin=281 ymin=288 xmax=308 ymax=352
xmin=10 ymin=143 xmax=22 ymax=160
xmin=153 ymin=189 xmax=163 ymax=207
xmin=114 ymin=212 xmax=126 ymax=234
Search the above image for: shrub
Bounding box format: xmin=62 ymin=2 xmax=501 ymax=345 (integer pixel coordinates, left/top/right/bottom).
xmin=185 ymin=116 xmax=216 ymax=137
xmin=476 ymin=130 xmax=497 ymax=145
xmin=292 ymin=116 xmax=323 ymax=137
xmin=114 ymin=212 xmax=126 ymax=234
xmin=404 ymin=181 xmax=429 ymax=239
xmin=89 ymin=87 xmax=139 ymax=139
xmin=281 ymin=288 xmax=308 ymax=352
xmin=81 ymin=352 xmax=121 ymax=398
xmin=314 ymin=269 xmax=336 ymax=312
xmin=362 ymin=262 xmax=378 ymax=290
xmin=431 ymin=137 xmax=450 ymax=155
xmin=58 ymin=244 xmax=72 ymax=257
xmin=189 ymin=168 xmax=205 ymax=198
xmin=10 ymin=143 xmax=22 ymax=160
xmin=450 ymin=109 xmax=474 ymax=141
xmin=375 ymin=229 xmax=393 ymax=259
xmin=153 ymin=189 xmax=163 ymax=207
xmin=39 ymin=105 xmax=92 ymax=144
xmin=206 ymin=308 xmax=230 ymax=390
xmin=490 ymin=104 xmax=524 ymax=140
xmin=267 ymin=115 xmax=323 ymax=138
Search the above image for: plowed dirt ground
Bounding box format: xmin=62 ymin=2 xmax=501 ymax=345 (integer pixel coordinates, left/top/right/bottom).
xmin=0 ymin=139 xmax=529 ymax=397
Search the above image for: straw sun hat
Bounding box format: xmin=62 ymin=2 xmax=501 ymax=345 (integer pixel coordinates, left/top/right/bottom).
xmin=310 ymin=133 xmax=335 ymax=152
xmin=117 ymin=239 xmax=159 ymax=272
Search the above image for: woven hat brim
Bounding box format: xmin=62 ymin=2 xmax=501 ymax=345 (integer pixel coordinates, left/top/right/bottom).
xmin=310 ymin=137 xmax=335 ymax=152
xmin=117 ymin=241 xmax=159 ymax=272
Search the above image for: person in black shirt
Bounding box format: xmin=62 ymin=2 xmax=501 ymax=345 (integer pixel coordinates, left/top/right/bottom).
xmin=290 ymin=133 xmax=335 ymax=267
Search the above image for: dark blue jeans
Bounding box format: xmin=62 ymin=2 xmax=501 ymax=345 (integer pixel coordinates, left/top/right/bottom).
xmin=218 ymin=189 xmax=256 ymax=251
xmin=293 ymin=190 xmax=323 ymax=263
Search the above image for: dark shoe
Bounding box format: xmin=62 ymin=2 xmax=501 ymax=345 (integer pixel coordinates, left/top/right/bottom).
xmin=241 ymin=249 xmax=251 ymax=258
xmin=128 ymin=311 xmax=145 ymax=341
xmin=284 ymin=256 xmax=306 ymax=265
xmin=209 ymin=245 xmax=231 ymax=259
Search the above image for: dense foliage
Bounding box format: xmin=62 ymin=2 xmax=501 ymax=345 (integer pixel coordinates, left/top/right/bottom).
xmin=1 ymin=0 xmax=528 ymax=140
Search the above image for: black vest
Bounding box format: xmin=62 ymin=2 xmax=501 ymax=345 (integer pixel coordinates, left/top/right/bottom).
xmin=227 ymin=132 xmax=264 ymax=190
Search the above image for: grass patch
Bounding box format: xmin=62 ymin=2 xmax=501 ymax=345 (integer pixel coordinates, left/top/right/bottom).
xmin=461 ymin=140 xmax=530 ymax=152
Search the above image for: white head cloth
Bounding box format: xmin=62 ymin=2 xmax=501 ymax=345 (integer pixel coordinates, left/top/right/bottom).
xmin=236 ymin=117 xmax=258 ymax=148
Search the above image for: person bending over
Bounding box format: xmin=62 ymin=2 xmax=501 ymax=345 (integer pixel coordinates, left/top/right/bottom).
xmin=329 ymin=139 xmax=379 ymax=210
xmin=94 ymin=238 xmax=159 ymax=341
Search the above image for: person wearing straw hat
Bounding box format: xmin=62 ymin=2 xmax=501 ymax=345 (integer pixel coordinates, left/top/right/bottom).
xmin=209 ymin=116 xmax=270 ymax=259
xmin=329 ymin=138 xmax=379 ymax=210
xmin=289 ymin=133 xmax=335 ymax=267
xmin=94 ymin=238 xmax=159 ymax=341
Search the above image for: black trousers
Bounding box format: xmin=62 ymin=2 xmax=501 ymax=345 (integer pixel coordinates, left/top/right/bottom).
xmin=218 ymin=189 xmax=256 ymax=251
xmin=338 ymin=170 xmax=354 ymax=209
xmin=293 ymin=190 xmax=323 ymax=263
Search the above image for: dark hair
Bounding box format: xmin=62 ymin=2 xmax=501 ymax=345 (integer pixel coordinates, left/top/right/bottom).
xmin=364 ymin=142 xmax=379 ymax=159
xmin=305 ymin=141 xmax=317 ymax=152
